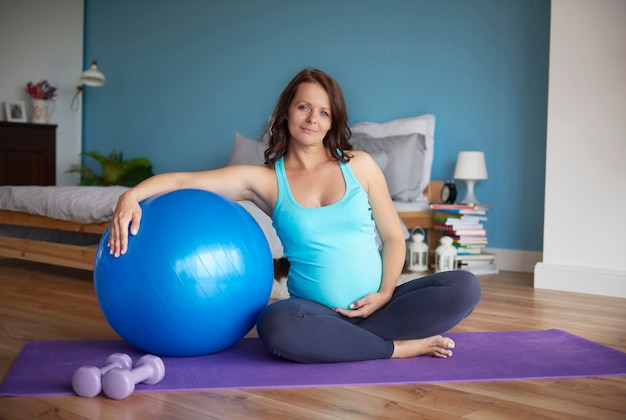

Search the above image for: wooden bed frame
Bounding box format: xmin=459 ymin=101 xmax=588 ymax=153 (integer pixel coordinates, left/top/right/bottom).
xmin=0 ymin=209 xmax=108 ymax=270
xmin=0 ymin=181 xmax=444 ymax=271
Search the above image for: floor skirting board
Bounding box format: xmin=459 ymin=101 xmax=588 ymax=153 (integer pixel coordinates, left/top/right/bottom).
xmin=485 ymin=248 xmax=542 ymax=273
xmin=534 ymin=262 xmax=626 ymax=299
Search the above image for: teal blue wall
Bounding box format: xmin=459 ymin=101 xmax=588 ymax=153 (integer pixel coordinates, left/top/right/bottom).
xmin=83 ymin=0 xmax=550 ymax=252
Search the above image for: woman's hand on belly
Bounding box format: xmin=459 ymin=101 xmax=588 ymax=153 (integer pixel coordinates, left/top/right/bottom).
xmin=333 ymin=291 xmax=391 ymax=318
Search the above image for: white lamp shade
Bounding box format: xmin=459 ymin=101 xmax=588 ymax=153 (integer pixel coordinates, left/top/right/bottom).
xmin=453 ymin=151 xmax=488 ymax=180
xmin=80 ymin=60 xmax=106 ymax=87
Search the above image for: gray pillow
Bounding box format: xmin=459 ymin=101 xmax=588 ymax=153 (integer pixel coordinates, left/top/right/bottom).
xmin=350 ymin=132 xmax=427 ymax=201
xmin=228 ymin=132 xmax=267 ymax=166
xmin=351 ymin=114 xmax=435 ymax=197
xmin=367 ymin=150 xmax=390 ymax=172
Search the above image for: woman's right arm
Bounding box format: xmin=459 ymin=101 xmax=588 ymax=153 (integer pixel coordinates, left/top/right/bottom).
xmin=108 ymin=165 xmax=273 ymax=257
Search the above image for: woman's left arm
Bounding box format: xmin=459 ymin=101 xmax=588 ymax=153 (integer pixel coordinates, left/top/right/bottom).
xmin=335 ymin=151 xmax=406 ymax=318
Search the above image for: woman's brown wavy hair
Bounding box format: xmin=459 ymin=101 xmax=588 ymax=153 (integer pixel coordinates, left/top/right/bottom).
xmin=264 ymin=68 xmax=352 ymax=166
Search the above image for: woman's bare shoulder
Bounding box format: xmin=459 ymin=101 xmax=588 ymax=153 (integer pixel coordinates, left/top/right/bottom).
xmin=344 ymin=149 xmax=387 ymax=192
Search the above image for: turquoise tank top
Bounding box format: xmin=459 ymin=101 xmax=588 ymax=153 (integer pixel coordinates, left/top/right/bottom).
xmin=271 ymin=156 xmax=382 ymax=309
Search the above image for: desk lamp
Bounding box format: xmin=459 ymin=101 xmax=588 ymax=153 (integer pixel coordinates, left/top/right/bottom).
xmin=453 ymin=151 xmax=488 ymax=204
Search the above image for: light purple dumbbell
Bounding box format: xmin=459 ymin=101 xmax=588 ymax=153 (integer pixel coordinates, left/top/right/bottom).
xmin=72 ymin=353 xmax=133 ymax=397
xmin=102 ymin=354 xmax=165 ymax=400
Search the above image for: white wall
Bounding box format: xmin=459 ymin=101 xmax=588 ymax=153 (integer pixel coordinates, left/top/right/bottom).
xmin=535 ymin=0 xmax=626 ymax=298
xmin=0 ymin=0 xmax=84 ymax=186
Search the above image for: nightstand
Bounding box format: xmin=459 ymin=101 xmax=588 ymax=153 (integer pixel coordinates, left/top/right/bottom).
xmin=397 ymin=180 xmax=444 ymax=254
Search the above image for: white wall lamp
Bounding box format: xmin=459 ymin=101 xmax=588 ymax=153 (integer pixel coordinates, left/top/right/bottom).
xmin=453 ymin=151 xmax=488 ymax=205
xmin=71 ymin=60 xmax=106 ymax=110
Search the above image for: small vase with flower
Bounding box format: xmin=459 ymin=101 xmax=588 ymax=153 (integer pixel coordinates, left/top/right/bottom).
xmin=26 ymin=80 xmax=57 ymax=124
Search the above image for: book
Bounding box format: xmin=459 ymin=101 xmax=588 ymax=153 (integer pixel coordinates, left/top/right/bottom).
xmin=457 ymin=253 xmax=495 ymax=261
xmin=438 ymin=228 xmax=487 ymax=236
xmin=455 ymin=218 xmax=487 ymax=225
xmin=435 ymin=222 xmax=486 ymax=231
xmin=432 ymin=208 xmax=488 ymax=216
xmin=455 ymin=243 xmax=486 ymax=249
xmin=454 ymin=242 xmax=489 ymax=249
xmin=436 ymin=217 xmax=485 ymax=225
xmin=435 ymin=222 xmax=484 ymax=230
xmin=435 ymin=223 xmax=487 ymax=230
xmin=434 ymin=213 xmax=487 ymax=221
xmin=430 ymin=203 xmax=481 ymax=210
xmin=434 ymin=214 xmax=487 ymax=224
xmin=451 ymin=234 xmax=488 ymax=241
xmin=456 ymin=248 xmax=482 ymax=255
xmin=430 ymin=203 xmax=490 ymax=215
xmin=457 ymin=253 xmax=498 ymax=275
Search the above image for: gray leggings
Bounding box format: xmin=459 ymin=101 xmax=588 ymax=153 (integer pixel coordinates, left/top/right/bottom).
xmin=256 ymin=270 xmax=482 ymax=363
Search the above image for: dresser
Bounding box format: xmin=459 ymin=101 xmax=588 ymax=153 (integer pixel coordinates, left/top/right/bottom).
xmin=0 ymin=121 xmax=56 ymax=185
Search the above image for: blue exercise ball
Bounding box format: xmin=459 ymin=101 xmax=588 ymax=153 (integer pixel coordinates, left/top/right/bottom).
xmin=94 ymin=189 xmax=273 ymax=357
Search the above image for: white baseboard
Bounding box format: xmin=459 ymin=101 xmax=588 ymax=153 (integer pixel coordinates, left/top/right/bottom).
xmin=484 ymin=248 xmax=542 ymax=273
xmin=534 ymin=262 xmax=626 ymax=299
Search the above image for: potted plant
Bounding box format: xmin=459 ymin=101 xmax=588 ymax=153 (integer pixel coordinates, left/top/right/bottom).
xmin=67 ymin=150 xmax=154 ymax=187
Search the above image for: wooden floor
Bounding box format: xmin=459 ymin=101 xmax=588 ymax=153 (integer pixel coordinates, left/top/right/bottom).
xmin=1 ymin=259 xmax=625 ymax=419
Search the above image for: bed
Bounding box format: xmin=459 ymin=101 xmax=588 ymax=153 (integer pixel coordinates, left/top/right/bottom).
xmin=0 ymin=186 xmax=125 ymax=270
xmin=0 ymin=186 xmax=288 ymax=271
xmin=0 ymin=114 xmax=439 ymax=271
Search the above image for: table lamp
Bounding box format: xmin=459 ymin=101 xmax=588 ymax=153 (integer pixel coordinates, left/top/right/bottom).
xmin=453 ymin=151 xmax=488 ymax=204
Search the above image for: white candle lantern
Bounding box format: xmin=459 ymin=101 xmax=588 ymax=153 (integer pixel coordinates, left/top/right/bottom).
xmin=435 ymin=236 xmax=458 ymax=272
xmin=406 ymin=227 xmax=429 ymax=272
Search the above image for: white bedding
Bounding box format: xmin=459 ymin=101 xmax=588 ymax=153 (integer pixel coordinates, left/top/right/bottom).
xmin=0 ymin=186 xmax=286 ymax=260
xmin=392 ymin=198 xmax=430 ymax=212
xmin=0 ymin=186 xmax=129 ymax=224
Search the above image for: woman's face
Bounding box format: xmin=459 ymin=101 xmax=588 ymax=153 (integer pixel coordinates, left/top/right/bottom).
xmin=286 ymin=82 xmax=332 ymax=147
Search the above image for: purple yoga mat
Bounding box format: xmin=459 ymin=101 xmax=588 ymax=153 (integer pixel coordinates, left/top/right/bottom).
xmin=1 ymin=329 xmax=625 ymax=397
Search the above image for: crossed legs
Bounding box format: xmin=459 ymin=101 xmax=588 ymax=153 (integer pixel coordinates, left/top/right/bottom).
xmin=256 ymin=270 xmax=482 ymax=363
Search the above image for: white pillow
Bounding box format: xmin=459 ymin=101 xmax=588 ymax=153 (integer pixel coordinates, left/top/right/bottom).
xmin=351 ymin=114 xmax=435 ymax=200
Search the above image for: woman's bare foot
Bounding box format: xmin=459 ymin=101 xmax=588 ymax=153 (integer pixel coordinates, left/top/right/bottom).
xmin=391 ymin=335 xmax=455 ymax=359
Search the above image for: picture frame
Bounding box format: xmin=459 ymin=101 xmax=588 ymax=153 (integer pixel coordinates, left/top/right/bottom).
xmin=4 ymin=101 xmax=27 ymax=123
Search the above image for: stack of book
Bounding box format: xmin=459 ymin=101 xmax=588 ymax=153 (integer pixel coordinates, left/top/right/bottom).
xmin=430 ymin=203 xmax=498 ymax=275
xmin=431 ymin=203 xmax=489 ymax=254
